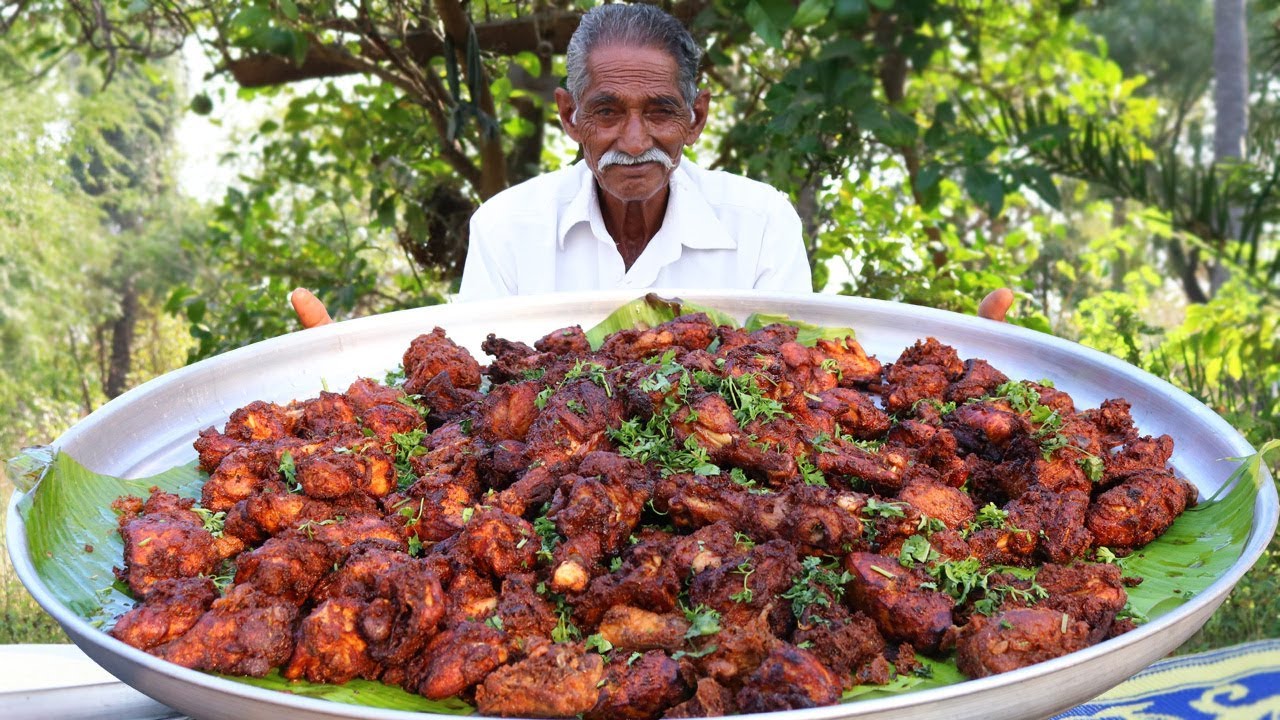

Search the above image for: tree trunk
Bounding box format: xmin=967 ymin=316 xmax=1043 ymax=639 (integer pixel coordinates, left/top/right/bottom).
xmin=1210 ymin=0 xmax=1248 ymax=296
xmin=105 ymin=275 xmax=138 ymax=399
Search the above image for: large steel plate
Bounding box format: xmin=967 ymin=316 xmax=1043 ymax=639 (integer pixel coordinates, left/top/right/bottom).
xmin=8 ymin=290 xmax=1278 ymax=720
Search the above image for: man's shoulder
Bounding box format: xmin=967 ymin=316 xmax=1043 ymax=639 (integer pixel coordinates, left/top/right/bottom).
xmin=474 ymin=163 xmax=585 ymax=221
xmin=679 ymin=160 xmax=789 ymax=210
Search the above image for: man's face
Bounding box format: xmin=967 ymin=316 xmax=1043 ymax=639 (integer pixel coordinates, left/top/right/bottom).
xmin=556 ymin=45 xmax=710 ymax=204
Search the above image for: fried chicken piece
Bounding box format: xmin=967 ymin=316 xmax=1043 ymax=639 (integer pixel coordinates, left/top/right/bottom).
xmin=667 ymin=521 xmax=741 ymax=575
xmin=664 ymin=677 xmax=737 ymax=718
xmin=482 ymin=334 xmax=558 ymax=384
xmin=812 ymin=437 xmax=909 ymax=492
xmin=201 ymin=445 xmax=280 ymax=512
xmin=418 ymin=371 xmax=485 ymax=426
xmin=523 ymin=379 xmax=624 ymax=470
xmin=194 ymin=428 xmax=243 ymax=473
xmin=845 ymin=552 xmax=955 ymax=652
xmin=814 ymin=336 xmax=883 ymax=385
xmin=1104 ymin=434 xmax=1175 ymax=482
xmin=343 ymin=377 xmax=405 ymax=413
xmin=305 ymin=514 xmax=406 ymax=556
xmin=945 ymin=359 xmax=1010 ymax=404
xmin=809 ymin=388 xmax=891 ymax=439
xmin=401 ymin=327 xmax=483 ymax=396
xmin=111 ymin=577 xmax=219 ymax=651
xmin=945 ymin=403 xmax=1031 ymax=461
xmin=596 ymin=606 xmax=689 ymax=652
xmin=223 ymin=400 xmax=295 ymax=442
xmin=586 ymin=650 xmax=686 ymax=720
xmin=1036 ymin=562 xmax=1128 ymax=642
xmin=955 ymin=607 xmax=1091 ymax=678
xmin=898 ymin=337 xmax=965 ymax=378
xmin=283 ymin=597 xmax=381 ymax=683
xmin=899 ymin=479 xmax=975 ymax=530
xmin=690 ymin=540 xmax=800 ymax=638
xmin=491 ymin=465 xmax=559 ymax=518
xmin=779 ymin=485 xmax=869 ymax=556
xmin=1086 ymin=468 xmax=1196 ymax=551
xmin=358 ymin=557 xmax=447 ymax=668
xmin=882 ymin=363 xmax=949 ymax=416
xmin=223 ymin=483 xmax=324 ymax=545
xmin=475 ymin=642 xmax=604 ymax=718
xmin=657 ymin=472 xmax=773 ymax=537
xmin=1008 ymin=487 xmax=1093 ymax=564
xmin=155 ymin=584 xmax=299 ymax=677
xmin=441 ymin=565 xmax=499 ymax=626
xmin=295 ymin=442 xmax=395 ymax=499
xmin=570 ymin=541 xmax=681 ymax=629
xmin=311 ymin=541 xmax=415 ymax=602
xmin=406 ymin=620 xmax=510 ymax=699
xmin=778 ymin=342 xmax=840 ymax=395
xmin=716 ymin=324 xmax=786 ymax=352
xmin=1081 ymin=397 xmax=1138 ymax=448
xmin=535 ymin=325 xmax=591 ymax=355
xmin=691 ymin=612 xmax=779 ymax=688
xmin=599 ymin=312 xmax=717 ymax=363
xmin=296 ymin=391 xmax=359 ymax=439
xmin=233 ymin=533 xmax=335 ymax=604
xmin=547 ymin=452 xmax=650 ymax=592
xmin=359 ymin=402 xmax=424 ymax=443
xmin=474 ymin=381 xmax=543 ymax=443
xmin=735 ymin=644 xmax=841 ymax=712
xmin=114 ymin=490 xmax=227 ymax=596
xmin=792 ymin=604 xmax=886 ymax=686
xmin=491 ymin=574 xmax=557 ymax=641
xmin=453 ymin=508 xmax=539 ymax=578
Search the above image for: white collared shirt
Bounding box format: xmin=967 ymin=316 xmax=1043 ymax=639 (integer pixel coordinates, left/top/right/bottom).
xmin=457 ymin=159 xmax=812 ymax=300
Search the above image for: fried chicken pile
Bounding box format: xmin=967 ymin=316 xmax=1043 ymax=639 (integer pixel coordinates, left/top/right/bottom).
xmin=108 ymin=313 xmax=1197 ymax=716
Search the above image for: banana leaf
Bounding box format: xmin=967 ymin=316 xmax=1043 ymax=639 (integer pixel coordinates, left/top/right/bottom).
xmin=583 ymin=293 xmax=740 ymax=350
xmin=14 ymin=302 xmax=1271 ymax=715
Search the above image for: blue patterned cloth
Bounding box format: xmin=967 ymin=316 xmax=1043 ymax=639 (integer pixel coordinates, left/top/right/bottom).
xmin=1054 ymin=640 xmax=1280 ymax=719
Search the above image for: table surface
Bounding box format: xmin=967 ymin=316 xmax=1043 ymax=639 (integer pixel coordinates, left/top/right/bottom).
xmin=6 ymin=641 xmax=1279 ymax=720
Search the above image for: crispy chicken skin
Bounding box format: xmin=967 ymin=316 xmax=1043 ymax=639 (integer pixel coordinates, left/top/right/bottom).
xmin=114 ymin=490 xmax=231 ymax=596
xmin=111 ymin=577 xmax=218 ymax=650
xmin=402 ymin=326 xmax=483 ymax=394
xmin=1087 ymin=468 xmax=1197 ymax=550
xmin=474 ymin=643 xmax=605 ymax=718
xmin=586 ymin=650 xmax=686 ymax=720
xmin=112 ymin=321 xmax=1196 ymax=716
xmin=155 ymin=584 xmax=298 ymax=676
xmin=955 ymin=608 xmax=1091 ymax=678
xmin=845 ymin=552 xmax=955 ymax=652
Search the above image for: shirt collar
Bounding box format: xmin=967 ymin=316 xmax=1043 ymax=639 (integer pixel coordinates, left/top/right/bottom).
xmin=556 ymin=159 xmax=738 ymax=252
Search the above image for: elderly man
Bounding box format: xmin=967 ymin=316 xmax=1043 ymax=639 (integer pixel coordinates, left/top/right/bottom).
xmin=292 ymin=3 xmax=1012 ymax=325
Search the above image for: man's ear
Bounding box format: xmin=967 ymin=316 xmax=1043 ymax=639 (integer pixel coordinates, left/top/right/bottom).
xmin=686 ymin=89 xmax=711 ymax=146
xmin=554 ymin=87 xmax=582 ymax=143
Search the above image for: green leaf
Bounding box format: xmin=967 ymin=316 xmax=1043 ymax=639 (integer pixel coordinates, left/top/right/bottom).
xmin=746 ymin=0 xmax=795 ymax=49
xmin=792 ymin=0 xmax=834 ymax=28
xmin=1021 ymin=165 xmax=1061 ymax=209
xmin=278 ymin=0 xmax=299 ymax=21
xmin=583 ymin=294 xmax=739 ymax=350
xmin=963 ymin=166 xmax=1005 ymax=217
xmin=832 ymin=0 xmax=868 ymax=23
xmin=742 ymin=312 xmax=857 ymax=346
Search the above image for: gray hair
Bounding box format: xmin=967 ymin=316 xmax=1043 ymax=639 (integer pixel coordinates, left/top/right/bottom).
xmin=565 ymin=4 xmax=703 ymax=107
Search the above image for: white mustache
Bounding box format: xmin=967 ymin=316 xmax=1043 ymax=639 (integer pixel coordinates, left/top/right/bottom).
xmin=598 ymin=147 xmax=676 ymax=170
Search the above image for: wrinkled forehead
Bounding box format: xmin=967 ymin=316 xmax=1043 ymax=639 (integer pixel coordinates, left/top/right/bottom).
xmin=580 ymin=44 xmax=684 ymax=103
